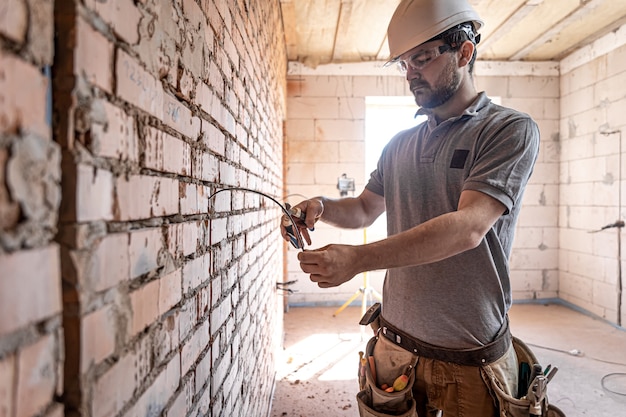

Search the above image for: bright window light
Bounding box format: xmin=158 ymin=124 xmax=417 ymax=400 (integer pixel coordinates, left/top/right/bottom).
xmin=365 ymin=96 xmax=425 ymax=241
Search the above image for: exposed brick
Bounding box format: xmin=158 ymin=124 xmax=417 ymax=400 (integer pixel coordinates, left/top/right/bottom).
xmin=144 ymin=126 xmax=191 ymax=176
xmin=129 ymin=278 xmax=159 ymax=336
xmin=75 ymin=18 xmax=113 ymax=92
xmin=0 ymin=245 xmax=61 ymax=336
xmin=167 ymin=389 xmax=187 ymax=417
xmin=195 ymin=151 xmax=219 ymax=182
xmin=123 ymin=354 xmax=180 ymax=417
xmin=207 ymin=59 xmax=225 ymax=99
xmin=178 ymin=67 xmax=195 ymax=101
xmin=180 ymin=0 xmax=207 ymax=78
xmin=178 ymin=298 xmax=197 ymax=342
xmin=134 ymin=16 xmax=177 ymax=85
xmin=115 ymin=175 xmax=178 ymax=221
xmin=0 ymin=354 xmax=15 ymax=417
xmin=77 ymin=164 xmax=114 ymax=222
xmin=218 ymin=161 xmax=237 ymax=186
xmin=91 ymin=233 xmax=130 ymax=292
xmin=116 ymin=49 xmax=164 ymax=119
xmin=129 ymin=269 xmax=182 ymax=336
xmin=196 ymin=186 xmax=210 ymax=215
xmin=197 ymin=82 xmax=214 ymax=116
xmin=210 ymin=348 xmax=230 ymax=397
xmin=211 ymin=188 xmax=230 ymax=213
xmin=26 ymin=0 xmax=54 ymax=65
xmin=202 ymin=121 xmax=226 ymax=156
xmin=181 ymin=221 xmax=199 ymax=256
xmin=0 ymin=0 xmax=28 ymax=43
xmin=210 ymin=218 xmax=227 ymax=245
xmin=81 ymin=304 xmax=116 ymax=372
xmin=180 ymin=321 xmax=209 ymax=376
xmin=92 ymin=353 xmax=136 ymax=417
xmin=0 ymin=50 xmax=49 ymax=138
xmin=10 ymin=1 xmax=291 ymax=417
xmin=84 ymin=0 xmax=141 ymax=45
xmin=196 ymin=286 xmax=209 ymax=321
xmin=5 ymin=133 xmax=60 ymax=237
xmin=180 ymin=182 xmax=201 ymax=215
xmin=166 ymin=223 xmax=183 ymax=259
xmin=15 ymin=334 xmax=57 ymax=417
xmin=0 ymin=147 xmax=20 ymax=230
xmin=210 ymin=97 xmax=235 ymax=136
xmin=209 ymin=297 xmax=231 ymax=334
xmin=163 ymin=93 xmax=202 ymax=140
xmin=91 ymin=100 xmax=138 ymax=161
xmin=128 ymin=228 xmax=163 ymax=279
xmin=153 ymin=311 xmax=180 ymax=365
xmin=194 ymin=348 xmax=211 ymax=395
xmin=182 ymin=253 xmax=210 ymax=294
xmin=168 ymin=222 xmax=201 ymax=257
xmin=158 ymin=270 xmax=182 ymax=315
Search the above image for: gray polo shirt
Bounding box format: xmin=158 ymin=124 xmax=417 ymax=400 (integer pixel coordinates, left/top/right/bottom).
xmin=365 ymin=92 xmax=540 ymax=349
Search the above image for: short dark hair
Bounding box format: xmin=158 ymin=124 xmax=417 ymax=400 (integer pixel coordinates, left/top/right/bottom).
xmin=429 ymin=23 xmax=480 ymax=74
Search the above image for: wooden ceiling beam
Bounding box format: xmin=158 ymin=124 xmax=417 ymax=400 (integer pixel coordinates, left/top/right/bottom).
xmin=524 ymin=0 xmax=626 ymax=60
xmin=479 ymin=0 xmax=581 ymax=60
xmin=280 ymin=0 xmax=298 ymax=61
xmin=478 ymin=0 xmax=543 ymax=52
xmin=511 ymin=0 xmax=603 ymax=60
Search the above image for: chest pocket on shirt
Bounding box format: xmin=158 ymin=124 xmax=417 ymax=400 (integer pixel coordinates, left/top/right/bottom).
xmin=450 ymin=149 xmax=470 ymax=169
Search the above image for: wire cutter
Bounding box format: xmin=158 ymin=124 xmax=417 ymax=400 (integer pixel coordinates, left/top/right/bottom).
xmin=283 ymin=203 xmax=307 ymax=249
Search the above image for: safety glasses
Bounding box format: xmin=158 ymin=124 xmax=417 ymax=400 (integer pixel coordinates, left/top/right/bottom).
xmin=396 ymin=44 xmax=452 ymax=73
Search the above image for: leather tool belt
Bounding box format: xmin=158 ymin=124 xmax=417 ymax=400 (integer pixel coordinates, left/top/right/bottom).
xmin=378 ymin=315 xmax=512 ymax=367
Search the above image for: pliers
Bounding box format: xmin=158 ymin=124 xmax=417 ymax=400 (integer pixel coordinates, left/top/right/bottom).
xmin=283 ymin=203 xmax=307 ymax=249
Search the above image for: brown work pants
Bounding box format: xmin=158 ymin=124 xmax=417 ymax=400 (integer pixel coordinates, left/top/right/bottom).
xmin=366 ymin=335 xmax=518 ymax=417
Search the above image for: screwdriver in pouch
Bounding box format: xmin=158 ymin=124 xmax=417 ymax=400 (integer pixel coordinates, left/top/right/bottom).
xmin=283 ymin=203 xmax=307 ymax=249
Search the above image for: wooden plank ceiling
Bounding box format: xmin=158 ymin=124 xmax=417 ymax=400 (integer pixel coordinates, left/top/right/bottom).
xmin=280 ymin=0 xmax=626 ymax=67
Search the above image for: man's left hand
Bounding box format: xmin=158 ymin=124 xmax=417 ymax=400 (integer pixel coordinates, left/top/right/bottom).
xmin=297 ymin=244 xmax=360 ymax=288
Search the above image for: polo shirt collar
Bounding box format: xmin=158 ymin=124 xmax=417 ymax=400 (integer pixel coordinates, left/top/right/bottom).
xmin=415 ymin=92 xmax=491 ymax=127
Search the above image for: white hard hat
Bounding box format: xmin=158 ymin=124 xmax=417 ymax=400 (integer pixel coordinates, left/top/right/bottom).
xmin=386 ymin=0 xmax=483 ymax=62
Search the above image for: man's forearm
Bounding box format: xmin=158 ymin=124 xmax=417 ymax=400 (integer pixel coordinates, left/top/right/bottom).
xmin=352 ymin=190 xmax=506 ymax=273
xmin=315 ymin=195 xmax=380 ymax=229
xmin=354 ymin=211 xmax=479 ymax=273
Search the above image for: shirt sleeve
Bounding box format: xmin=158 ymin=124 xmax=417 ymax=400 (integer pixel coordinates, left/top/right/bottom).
xmin=463 ymin=115 xmax=540 ymax=214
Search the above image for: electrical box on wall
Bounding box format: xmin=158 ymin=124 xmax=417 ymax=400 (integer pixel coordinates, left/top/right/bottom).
xmin=337 ymin=173 xmax=355 ymax=197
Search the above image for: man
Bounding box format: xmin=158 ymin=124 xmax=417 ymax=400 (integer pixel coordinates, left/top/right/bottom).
xmin=282 ymin=0 xmax=540 ymax=416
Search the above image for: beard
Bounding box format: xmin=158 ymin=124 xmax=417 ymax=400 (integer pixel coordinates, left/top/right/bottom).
xmin=409 ymin=58 xmax=461 ymax=109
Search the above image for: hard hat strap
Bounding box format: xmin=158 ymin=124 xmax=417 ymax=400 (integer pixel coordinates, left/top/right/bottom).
xmin=430 ymin=23 xmax=480 ymax=47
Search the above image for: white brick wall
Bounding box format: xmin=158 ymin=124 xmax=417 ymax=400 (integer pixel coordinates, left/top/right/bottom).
xmin=0 ymin=2 xmax=63 ymax=413
xmin=42 ymin=1 xmax=288 ymax=417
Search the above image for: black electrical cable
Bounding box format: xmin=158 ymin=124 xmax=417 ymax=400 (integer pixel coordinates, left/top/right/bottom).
xmin=527 ymin=342 xmax=626 ymax=398
xmin=601 ymin=373 xmax=626 ymax=398
xmin=207 ymin=187 xmax=305 ymax=250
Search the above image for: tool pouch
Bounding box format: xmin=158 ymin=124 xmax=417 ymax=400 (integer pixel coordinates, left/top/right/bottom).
xmin=357 ymin=335 xmax=419 ymax=417
xmin=480 ymin=336 xmax=566 ymax=417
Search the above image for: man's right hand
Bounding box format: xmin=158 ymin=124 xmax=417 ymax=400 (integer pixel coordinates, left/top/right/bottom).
xmin=281 ymin=198 xmax=324 ymax=247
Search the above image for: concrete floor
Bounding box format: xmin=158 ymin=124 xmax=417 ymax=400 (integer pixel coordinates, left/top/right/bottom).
xmin=269 ymin=303 xmax=626 ymax=417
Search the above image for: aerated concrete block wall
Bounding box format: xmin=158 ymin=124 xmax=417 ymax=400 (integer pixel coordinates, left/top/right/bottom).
xmin=474 ymin=65 xmax=561 ymax=302
xmin=0 ymin=1 xmax=64 ymax=417
xmin=558 ymin=30 xmax=626 ymax=326
xmin=284 ymin=62 xmax=561 ymax=306
xmin=1 ymin=0 xmax=287 ymax=416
